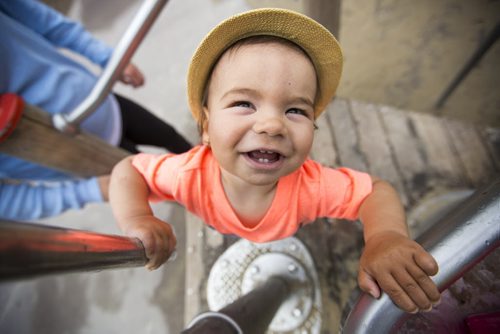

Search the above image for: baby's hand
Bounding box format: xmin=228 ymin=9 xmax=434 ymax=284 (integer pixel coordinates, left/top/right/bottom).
xmin=122 ymin=215 xmax=177 ymax=270
xmin=358 ymin=231 xmax=441 ymax=313
xmin=120 ymin=63 xmax=145 ymax=88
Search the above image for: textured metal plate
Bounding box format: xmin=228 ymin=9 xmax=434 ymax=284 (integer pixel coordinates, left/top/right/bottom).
xmin=206 ymin=237 xmax=321 ymax=333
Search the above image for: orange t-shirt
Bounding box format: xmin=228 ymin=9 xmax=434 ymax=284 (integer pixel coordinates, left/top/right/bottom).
xmin=132 ymin=145 xmax=372 ymax=243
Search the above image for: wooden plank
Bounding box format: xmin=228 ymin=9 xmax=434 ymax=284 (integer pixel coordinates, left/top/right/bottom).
xmin=408 ymin=112 xmax=467 ymax=187
xmin=349 ymin=100 xmax=408 ymax=206
xmin=480 ymin=127 xmax=500 ymax=172
xmin=444 ymin=118 xmax=498 ymax=187
xmin=378 ymin=105 xmax=427 ymax=203
xmin=184 ymin=213 xmax=206 ymax=326
xmin=328 ymin=98 xmax=368 ymax=172
xmin=0 ymin=104 xmax=129 ymax=177
xmin=311 ymin=105 xmax=339 ymax=168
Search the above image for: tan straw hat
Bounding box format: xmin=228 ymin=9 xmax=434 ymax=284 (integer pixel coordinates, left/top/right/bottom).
xmin=187 ymin=8 xmax=343 ymax=122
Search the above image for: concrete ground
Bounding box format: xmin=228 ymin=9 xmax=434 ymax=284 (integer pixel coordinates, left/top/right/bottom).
xmin=1 ymin=0 xmax=498 ymax=333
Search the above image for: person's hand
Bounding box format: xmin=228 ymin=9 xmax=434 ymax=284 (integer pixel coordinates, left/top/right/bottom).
xmin=358 ymin=231 xmax=441 ymax=313
xmin=121 ymin=215 xmax=177 ymax=270
xmin=119 ymin=63 xmax=145 ymax=88
xmin=97 ymin=175 xmax=110 ymax=201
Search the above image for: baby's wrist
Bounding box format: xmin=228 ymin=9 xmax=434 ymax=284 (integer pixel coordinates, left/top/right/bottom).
xmin=364 ymin=229 xmax=408 ymax=244
xmin=118 ymin=214 xmax=153 ymax=233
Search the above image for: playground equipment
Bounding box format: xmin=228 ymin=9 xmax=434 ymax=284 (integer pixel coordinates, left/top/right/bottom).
xmin=1 ymin=178 xmax=498 ymax=332
xmin=1 ymin=1 xmax=499 ymax=332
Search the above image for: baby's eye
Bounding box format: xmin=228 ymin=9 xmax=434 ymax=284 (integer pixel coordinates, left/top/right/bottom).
xmin=233 ymin=101 xmax=253 ymax=108
xmin=286 ymin=108 xmax=310 ymax=118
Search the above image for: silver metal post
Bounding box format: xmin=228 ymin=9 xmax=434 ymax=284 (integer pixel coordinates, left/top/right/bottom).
xmin=183 ymin=276 xmax=291 ymax=334
xmin=0 ymin=220 xmax=147 ymax=281
xmin=52 ymin=0 xmax=169 ymax=134
xmin=342 ymin=178 xmax=500 ymax=333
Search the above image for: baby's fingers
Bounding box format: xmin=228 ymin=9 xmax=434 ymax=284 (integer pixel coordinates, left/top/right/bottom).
xmin=414 ymin=251 xmax=439 ymax=276
xmin=358 ymin=269 xmax=381 ymax=299
xmin=407 ymin=262 xmax=441 ymax=306
xmin=377 ymin=274 xmax=418 ymax=313
xmin=145 ymin=233 xmax=166 ymax=270
xmin=393 ymin=268 xmax=438 ymax=312
xmin=146 ymin=224 xmax=177 ymax=270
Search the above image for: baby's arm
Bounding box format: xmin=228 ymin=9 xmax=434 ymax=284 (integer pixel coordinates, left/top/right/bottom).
xmin=109 ymin=157 xmax=176 ymax=270
xmin=357 ymin=177 xmax=441 ymax=313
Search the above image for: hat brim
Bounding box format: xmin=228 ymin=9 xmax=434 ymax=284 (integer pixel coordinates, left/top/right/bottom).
xmin=187 ymin=8 xmax=343 ymax=121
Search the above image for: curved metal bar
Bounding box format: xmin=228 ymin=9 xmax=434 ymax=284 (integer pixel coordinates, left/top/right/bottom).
xmin=0 ymin=220 xmax=147 ymax=281
xmin=53 ymin=0 xmax=169 ymax=134
xmin=342 ymin=178 xmax=500 ymax=333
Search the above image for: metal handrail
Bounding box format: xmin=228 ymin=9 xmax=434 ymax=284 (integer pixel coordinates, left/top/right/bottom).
xmin=342 ymin=177 xmax=500 ymax=333
xmin=0 ymin=220 xmax=147 ymax=281
xmin=52 ymin=0 xmax=169 ymax=134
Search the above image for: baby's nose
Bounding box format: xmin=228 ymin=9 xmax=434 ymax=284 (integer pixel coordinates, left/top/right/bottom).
xmin=252 ymin=114 xmax=287 ymax=136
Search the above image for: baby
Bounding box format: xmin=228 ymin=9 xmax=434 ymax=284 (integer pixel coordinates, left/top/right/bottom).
xmin=109 ymin=8 xmax=441 ymax=313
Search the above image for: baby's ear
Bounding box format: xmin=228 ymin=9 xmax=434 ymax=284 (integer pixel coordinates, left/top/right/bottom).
xmin=202 ymin=106 xmax=210 ymax=122
xmin=202 ymin=132 xmax=210 ymax=145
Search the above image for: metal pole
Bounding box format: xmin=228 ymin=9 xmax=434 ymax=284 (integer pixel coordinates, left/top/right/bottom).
xmin=342 ymin=177 xmax=500 ymax=333
xmin=0 ymin=220 xmax=147 ymax=281
xmin=183 ymin=276 xmax=291 ymax=334
xmin=434 ymin=22 xmax=500 ymax=110
xmin=52 ymin=0 xmax=169 ymax=134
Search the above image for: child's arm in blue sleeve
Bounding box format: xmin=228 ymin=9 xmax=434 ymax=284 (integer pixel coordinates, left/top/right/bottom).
xmin=0 ymin=0 xmax=113 ymax=67
xmin=0 ymin=177 xmax=104 ymax=221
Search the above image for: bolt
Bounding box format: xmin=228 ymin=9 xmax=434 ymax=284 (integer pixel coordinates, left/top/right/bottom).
xmin=289 ymin=243 xmax=298 ymax=252
xmin=293 ymin=308 xmax=302 ymax=317
xmin=187 ymin=246 xmax=194 ymax=254
xmin=250 ymin=265 xmax=259 ymax=275
xmin=288 ymin=263 xmax=298 ymax=273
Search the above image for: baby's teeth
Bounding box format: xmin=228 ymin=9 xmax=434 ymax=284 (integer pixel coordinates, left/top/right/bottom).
xmin=258 ymin=158 xmax=270 ymax=163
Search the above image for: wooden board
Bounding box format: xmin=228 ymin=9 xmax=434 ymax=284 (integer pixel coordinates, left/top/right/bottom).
xmin=379 ymin=105 xmax=426 ymax=204
xmin=310 ymin=106 xmax=338 ymax=167
xmin=444 ymin=119 xmax=498 ymax=187
xmin=328 ymin=98 xmax=368 ymax=172
xmin=0 ymin=104 xmax=128 ymax=177
xmin=348 ymin=100 xmax=408 ymax=206
xmin=408 ymin=111 xmax=467 ymax=188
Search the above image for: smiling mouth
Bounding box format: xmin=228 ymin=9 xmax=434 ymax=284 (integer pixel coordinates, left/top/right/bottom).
xmin=246 ymin=150 xmax=283 ymax=164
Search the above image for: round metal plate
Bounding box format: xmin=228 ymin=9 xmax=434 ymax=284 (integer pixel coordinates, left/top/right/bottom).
xmin=206 ymin=237 xmax=321 ymax=333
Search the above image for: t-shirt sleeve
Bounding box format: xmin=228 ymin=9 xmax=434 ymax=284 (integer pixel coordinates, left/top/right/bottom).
xmin=319 ymin=167 xmax=373 ymax=220
xmin=0 ymin=177 xmax=102 ymax=221
xmin=132 ymin=153 xmax=179 ymax=202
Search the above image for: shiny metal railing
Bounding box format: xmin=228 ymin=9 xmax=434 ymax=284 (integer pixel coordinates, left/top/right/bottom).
xmin=0 ymin=220 xmax=147 ymax=281
xmin=53 ymin=0 xmax=169 ymax=134
xmin=342 ymin=177 xmax=500 ymax=333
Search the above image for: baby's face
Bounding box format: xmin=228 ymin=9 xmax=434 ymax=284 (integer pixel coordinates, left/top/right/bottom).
xmin=203 ymin=41 xmax=317 ymax=187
